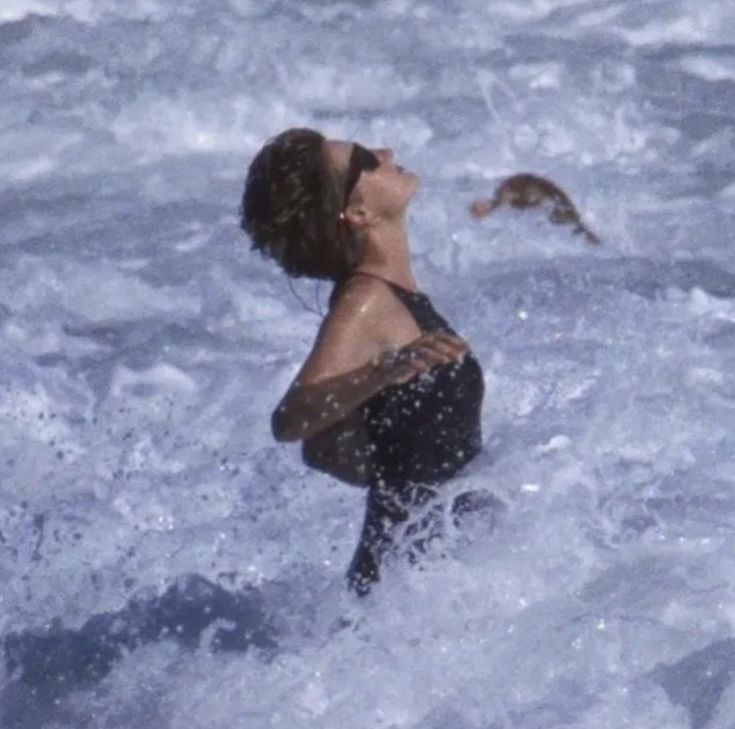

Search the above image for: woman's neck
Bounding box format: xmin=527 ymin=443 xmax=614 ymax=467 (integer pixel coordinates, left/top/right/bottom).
xmin=354 ymin=218 xmax=417 ymax=291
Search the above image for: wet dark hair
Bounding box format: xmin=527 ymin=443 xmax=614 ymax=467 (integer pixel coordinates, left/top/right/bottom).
xmin=240 ymin=128 xmax=365 ymax=282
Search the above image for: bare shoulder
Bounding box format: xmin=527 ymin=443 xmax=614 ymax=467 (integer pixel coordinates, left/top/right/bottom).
xmin=325 ymin=275 xmax=395 ymax=332
xmin=296 ymin=276 xmax=397 ymax=385
xmin=328 ymin=275 xmax=421 ymax=343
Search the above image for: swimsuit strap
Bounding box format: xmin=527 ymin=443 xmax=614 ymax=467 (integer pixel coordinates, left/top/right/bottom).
xmin=351 ymin=270 xmax=421 ymax=295
xmin=329 ymin=271 xmax=451 ymax=333
xmin=328 ymin=271 xmax=419 ymax=310
xmin=351 ymin=272 xmax=452 ymax=334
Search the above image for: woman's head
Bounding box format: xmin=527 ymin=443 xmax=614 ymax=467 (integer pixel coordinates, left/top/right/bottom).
xmin=240 ymin=128 xmax=417 ymax=281
xmin=240 ymin=128 xmax=350 ymax=281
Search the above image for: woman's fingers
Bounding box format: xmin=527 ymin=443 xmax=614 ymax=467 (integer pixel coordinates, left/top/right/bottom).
xmin=401 ymin=332 xmax=468 ymax=369
xmin=408 ymin=344 xmax=454 ymax=368
xmin=414 ymin=332 xmax=468 ymax=361
xmin=376 ymin=332 xmax=471 ymax=386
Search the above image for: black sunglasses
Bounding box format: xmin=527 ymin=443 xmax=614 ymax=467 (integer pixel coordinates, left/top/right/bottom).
xmin=343 ymin=144 xmax=380 ymax=209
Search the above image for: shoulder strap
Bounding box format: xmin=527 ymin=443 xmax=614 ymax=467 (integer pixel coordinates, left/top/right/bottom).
xmin=350 ymin=270 xmax=420 ymax=294
xmin=328 ymin=271 xmax=416 ymax=310
xmin=356 ymin=273 xmax=454 ymax=334
xmin=333 ymin=272 xmax=452 ymax=333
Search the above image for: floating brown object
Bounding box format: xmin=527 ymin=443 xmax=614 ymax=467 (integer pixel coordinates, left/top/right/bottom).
xmin=470 ymin=173 xmax=600 ymax=244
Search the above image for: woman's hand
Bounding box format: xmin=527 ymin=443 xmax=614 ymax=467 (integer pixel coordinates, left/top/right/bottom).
xmin=272 ymin=332 xmax=470 ymax=442
xmin=373 ymin=331 xmax=469 ymax=386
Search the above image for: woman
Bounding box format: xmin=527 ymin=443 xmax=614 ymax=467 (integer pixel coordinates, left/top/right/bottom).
xmin=241 ymin=128 xmax=485 ymax=595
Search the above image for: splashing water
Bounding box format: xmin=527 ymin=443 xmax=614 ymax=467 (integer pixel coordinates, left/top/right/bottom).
xmin=2 ymin=0 xmax=735 ymax=727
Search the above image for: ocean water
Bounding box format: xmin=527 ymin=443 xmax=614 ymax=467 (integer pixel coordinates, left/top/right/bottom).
xmin=1 ymin=0 xmax=735 ymax=727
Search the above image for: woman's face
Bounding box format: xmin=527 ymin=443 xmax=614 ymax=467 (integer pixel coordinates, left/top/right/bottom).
xmin=324 ymin=139 xmax=419 ymax=222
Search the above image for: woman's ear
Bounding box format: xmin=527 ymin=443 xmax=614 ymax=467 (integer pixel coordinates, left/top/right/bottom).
xmin=343 ymin=203 xmax=372 ymax=230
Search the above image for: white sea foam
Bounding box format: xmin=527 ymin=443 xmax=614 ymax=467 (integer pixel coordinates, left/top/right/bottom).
xmin=1 ymin=0 xmax=735 ymax=727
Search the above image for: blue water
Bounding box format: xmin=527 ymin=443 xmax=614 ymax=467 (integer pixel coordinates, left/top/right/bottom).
xmin=2 ymin=1 xmax=735 ymax=727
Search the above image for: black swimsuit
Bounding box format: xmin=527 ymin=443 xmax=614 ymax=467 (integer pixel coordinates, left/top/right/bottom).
xmin=343 ymin=277 xmax=485 ymax=594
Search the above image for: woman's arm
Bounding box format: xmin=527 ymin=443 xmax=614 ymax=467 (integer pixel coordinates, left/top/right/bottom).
xmin=302 ymin=408 xmax=370 ymax=486
xmin=272 ymin=358 xmax=388 ymax=442
xmin=273 ymin=332 xmax=469 ymax=441
xmin=271 ymin=278 xmax=468 ymax=442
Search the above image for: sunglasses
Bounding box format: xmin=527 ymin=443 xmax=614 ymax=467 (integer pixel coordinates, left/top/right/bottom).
xmin=342 ymin=144 xmax=380 ymax=209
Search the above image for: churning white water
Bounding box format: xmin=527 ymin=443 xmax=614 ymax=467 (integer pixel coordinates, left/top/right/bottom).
xmin=1 ymin=1 xmax=735 ymax=727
